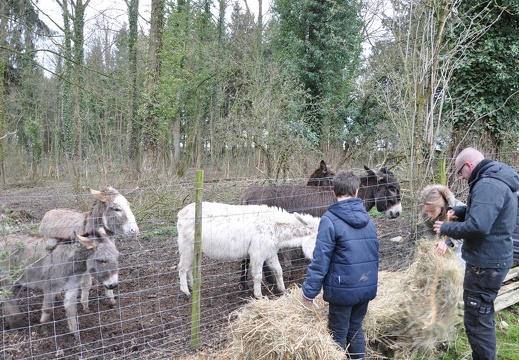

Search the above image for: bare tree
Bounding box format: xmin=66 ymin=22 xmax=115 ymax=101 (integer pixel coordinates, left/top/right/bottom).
xmin=366 ymin=0 xmax=501 ymax=195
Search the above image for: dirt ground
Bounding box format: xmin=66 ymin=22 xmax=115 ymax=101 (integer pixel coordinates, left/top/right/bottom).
xmin=0 ymin=183 xmax=414 ymax=359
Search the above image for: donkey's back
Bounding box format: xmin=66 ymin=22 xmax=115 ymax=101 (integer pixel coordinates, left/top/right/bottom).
xmin=39 ymin=209 xmax=88 ymax=239
xmin=241 ymin=185 xmax=335 ymax=217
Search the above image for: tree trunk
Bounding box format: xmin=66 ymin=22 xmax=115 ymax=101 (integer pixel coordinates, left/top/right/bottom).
xmin=0 ymin=2 xmax=7 ymax=183
xmin=127 ymin=0 xmax=141 ymax=173
xmin=71 ymin=0 xmax=88 ymax=163
xmin=0 ymin=56 xmax=5 ymax=184
xmin=142 ymin=0 xmax=165 ymax=167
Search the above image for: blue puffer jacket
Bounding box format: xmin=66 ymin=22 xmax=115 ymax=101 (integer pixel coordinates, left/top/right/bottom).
xmin=441 ymin=160 xmax=519 ymax=268
xmin=302 ymin=197 xmax=379 ymax=305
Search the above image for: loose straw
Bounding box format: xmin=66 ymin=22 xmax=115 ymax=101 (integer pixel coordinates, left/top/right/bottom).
xmin=423 ymin=212 xmax=453 ymax=329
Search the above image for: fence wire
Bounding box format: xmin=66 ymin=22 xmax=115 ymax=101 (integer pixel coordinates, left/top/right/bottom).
xmin=1 ymin=167 xmax=515 ymax=359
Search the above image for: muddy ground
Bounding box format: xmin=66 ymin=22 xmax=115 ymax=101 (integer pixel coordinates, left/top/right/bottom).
xmin=0 ymin=183 xmax=414 ymax=359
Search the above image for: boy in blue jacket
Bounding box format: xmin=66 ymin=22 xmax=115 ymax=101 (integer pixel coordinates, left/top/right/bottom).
xmin=302 ymin=170 xmax=379 ymax=359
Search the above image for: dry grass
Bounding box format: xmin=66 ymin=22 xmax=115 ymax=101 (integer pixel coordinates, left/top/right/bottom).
xmin=183 ymin=239 xmax=464 ymax=360
xmin=365 ymin=239 xmax=464 ymax=359
xmin=180 ymin=287 xmax=345 ymax=360
xmin=227 ymin=287 xmax=346 ymax=360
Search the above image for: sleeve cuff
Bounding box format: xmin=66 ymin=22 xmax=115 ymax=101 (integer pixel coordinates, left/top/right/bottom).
xmin=302 ymin=293 xmax=314 ymax=302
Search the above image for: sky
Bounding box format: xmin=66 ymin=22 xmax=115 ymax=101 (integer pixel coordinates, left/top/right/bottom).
xmin=36 ymin=0 xmax=152 ymax=33
xmin=35 ymin=0 xmax=270 ymax=33
xmin=34 ymin=0 xmax=271 ymax=74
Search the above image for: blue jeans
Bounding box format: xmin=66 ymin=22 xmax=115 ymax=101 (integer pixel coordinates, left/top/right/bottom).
xmin=463 ymin=264 xmax=509 ymax=360
xmin=328 ymin=301 xmax=369 ymax=359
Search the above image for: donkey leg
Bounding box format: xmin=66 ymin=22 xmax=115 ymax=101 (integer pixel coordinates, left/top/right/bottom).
xmin=64 ymin=288 xmax=80 ymax=340
xmin=40 ymin=291 xmax=56 ymax=323
xmin=3 ymin=284 xmax=24 ymax=328
xmin=80 ymin=273 xmax=93 ymax=310
xmin=265 ymin=254 xmax=285 ymax=294
xmin=105 ymin=289 xmax=116 ymax=305
xmin=263 ymin=249 xmax=289 ymax=287
xmin=3 ymin=297 xmax=24 ymax=328
xmin=178 ymin=253 xmax=193 ymax=296
xmin=249 ymin=256 xmax=265 ymax=298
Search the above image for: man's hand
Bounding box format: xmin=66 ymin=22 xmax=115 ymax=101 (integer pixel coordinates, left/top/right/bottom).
xmin=433 ymin=220 xmax=443 ymax=234
xmin=446 ymin=209 xmax=457 ymax=221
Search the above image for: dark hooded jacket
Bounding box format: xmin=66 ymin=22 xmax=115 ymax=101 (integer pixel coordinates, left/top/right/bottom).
xmin=302 ymin=197 xmax=379 ymax=305
xmin=440 ymin=160 xmax=519 ymax=268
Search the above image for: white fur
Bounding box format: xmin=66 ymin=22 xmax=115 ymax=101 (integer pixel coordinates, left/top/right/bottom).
xmin=177 ymin=202 xmax=319 ymax=298
xmin=106 ymin=195 xmax=138 ymax=235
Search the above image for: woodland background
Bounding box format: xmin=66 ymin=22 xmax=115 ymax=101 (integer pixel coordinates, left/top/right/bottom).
xmin=0 ymin=0 xmax=518 ymax=193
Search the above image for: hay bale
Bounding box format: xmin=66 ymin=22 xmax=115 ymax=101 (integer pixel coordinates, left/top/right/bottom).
xmin=228 ymin=287 xmax=345 ymax=360
xmin=363 ymin=270 xmax=408 ymax=342
xmin=365 ymin=239 xmax=464 ymax=359
xmin=185 ymin=239 xmax=464 ymax=359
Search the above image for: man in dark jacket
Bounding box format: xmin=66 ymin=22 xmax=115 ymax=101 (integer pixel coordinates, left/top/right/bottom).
xmin=434 ymin=147 xmax=519 ymax=360
xmin=302 ymin=171 xmax=379 ymax=359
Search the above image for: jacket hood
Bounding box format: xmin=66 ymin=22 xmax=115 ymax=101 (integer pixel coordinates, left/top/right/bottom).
xmin=420 ymin=184 xmax=457 ymax=207
xmin=327 ymin=197 xmax=370 ymax=229
xmin=470 ymin=160 xmax=519 ymax=193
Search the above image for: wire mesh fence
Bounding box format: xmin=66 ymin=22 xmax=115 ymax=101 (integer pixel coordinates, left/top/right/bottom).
xmin=0 ymin=171 xmax=414 ymax=359
xmin=1 ymin=161 xmax=516 ymax=359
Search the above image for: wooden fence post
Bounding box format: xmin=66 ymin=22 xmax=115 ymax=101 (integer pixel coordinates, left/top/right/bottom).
xmin=190 ymin=170 xmax=204 ymax=348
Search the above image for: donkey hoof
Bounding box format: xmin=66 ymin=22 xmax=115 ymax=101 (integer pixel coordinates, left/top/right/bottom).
xmin=7 ymin=316 xmax=25 ymax=329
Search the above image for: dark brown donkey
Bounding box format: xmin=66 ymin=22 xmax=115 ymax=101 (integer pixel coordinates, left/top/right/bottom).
xmin=239 ymin=165 xmax=402 ymax=291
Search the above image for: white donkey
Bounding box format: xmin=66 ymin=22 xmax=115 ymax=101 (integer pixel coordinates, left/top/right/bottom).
xmin=176 ymin=202 xmax=319 ymax=298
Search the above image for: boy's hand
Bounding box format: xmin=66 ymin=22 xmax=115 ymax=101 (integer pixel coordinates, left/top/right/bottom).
xmin=301 ymin=296 xmax=313 ymax=306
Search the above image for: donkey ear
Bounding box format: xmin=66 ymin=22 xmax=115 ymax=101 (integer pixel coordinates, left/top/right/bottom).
xmin=380 ymin=165 xmax=396 ymax=174
xmin=74 ymin=232 xmax=97 ymax=250
xmin=97 ymin=227 xmax=107 ymax=237
xmin=87 ymin=187 xmax=110 ymax=203
xmin=105 ymin=184 xmax=116 ymax=192
xmin=294 ymin=213 xmax=309 ymax=226
xmin=320 ymin=160 xmax=327 ymax=171
xmin=364 ymin=165 xmax=376 ymax=176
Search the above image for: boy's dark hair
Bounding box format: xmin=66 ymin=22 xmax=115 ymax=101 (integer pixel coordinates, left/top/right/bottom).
xmin=333 ymin=171 xmax=360 ymax=197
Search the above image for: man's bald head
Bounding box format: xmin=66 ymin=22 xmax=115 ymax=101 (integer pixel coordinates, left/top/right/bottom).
xmin=456 ymin=147 xmax=485 ymax=169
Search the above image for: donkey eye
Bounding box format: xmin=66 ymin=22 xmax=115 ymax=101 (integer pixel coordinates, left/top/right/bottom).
xmin=111 ymin=207 xmax=122 ymax=212
xmin=97 ymin=259 xmax=107 ymax=264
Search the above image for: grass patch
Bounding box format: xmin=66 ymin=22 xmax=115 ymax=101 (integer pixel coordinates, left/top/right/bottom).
xmin=434 ymin=304 xmax=519 ymax=359
xmin=369 ymin=207 xmax=388 ymax=219
xmin=496 ymin=307 xmax=519 ymax=359
xmin=140 ymin=226 xmax=178 ymax=238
